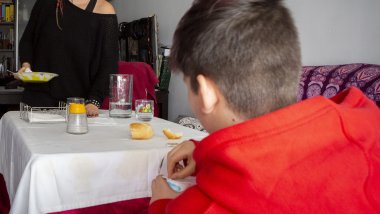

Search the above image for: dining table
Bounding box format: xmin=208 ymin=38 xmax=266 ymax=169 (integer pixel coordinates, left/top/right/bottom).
xmin=0 ymin=110 xmax=207 ymax=214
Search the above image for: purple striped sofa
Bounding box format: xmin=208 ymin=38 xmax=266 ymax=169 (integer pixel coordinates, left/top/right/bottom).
xmin=177 ymin=63 xmax=380 ymax=131
xmin=298 ymin=63 xmax=380 ymax=107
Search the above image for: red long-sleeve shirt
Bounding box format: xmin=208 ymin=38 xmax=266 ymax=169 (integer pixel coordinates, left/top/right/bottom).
xmin=150 ymin=87 xmax=380 ymax=213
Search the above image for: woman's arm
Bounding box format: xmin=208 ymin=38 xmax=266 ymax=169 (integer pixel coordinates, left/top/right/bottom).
xmin=87 ymin=15 xmax=119 ymax=107
xmin=85 ymin=1 xmax=118 ymax=116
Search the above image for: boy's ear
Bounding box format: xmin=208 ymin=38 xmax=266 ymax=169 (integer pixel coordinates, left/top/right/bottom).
xmin=196 ymin=75 xmax=218 ymax=114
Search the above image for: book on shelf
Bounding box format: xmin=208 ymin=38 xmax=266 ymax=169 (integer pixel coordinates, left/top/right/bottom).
xmin=5 ymin=4 xmax=9 ymax=22
xmin=0 ymin=4 xmax=4 ymax=22
xmin=0 ymin=27 xmax=14 ymax=49
xmin=9 ymin=3 xmax=13 ymax=21
xmin=0 ymin=2 xmax=14 ymax=23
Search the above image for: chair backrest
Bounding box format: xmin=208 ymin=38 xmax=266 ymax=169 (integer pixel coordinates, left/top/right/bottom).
xmin=298 ymin=63 xmax=380 ymax=107
xmin=102 ymin=61 xmax=159 ymax=116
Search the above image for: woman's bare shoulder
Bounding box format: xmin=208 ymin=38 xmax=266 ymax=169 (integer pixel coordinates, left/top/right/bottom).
xmin=94 ymin=0 xmax=116 ymax=15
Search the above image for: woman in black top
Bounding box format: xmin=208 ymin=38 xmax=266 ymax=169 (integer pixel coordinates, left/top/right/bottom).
xmin=18 ymin=0 xmax=119 ymax=117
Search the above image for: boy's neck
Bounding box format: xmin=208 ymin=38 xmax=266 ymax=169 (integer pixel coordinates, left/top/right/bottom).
xmin=204 ymin=104 xmax=247 ymax=133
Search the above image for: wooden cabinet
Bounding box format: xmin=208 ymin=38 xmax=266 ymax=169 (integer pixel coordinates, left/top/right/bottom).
xmin=156 ymin=89 xmax=168 ymax=120
xmin=0 ymin=86 xmax=22 ymax=118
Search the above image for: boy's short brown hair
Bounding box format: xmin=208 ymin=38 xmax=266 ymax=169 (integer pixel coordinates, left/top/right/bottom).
xmin=171 ymin=0 xmax=301 ymax=118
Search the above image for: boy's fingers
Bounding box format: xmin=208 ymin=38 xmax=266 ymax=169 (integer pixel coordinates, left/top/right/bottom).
xmin=170 ymin=162 xmax=195 ymax=179
xmin=167 ymin=151 xmax=187 ymax=177
xmin=167 ymin=143 xmax=186 ymax=160
xmin=167 ymin=161 xmax=177 ymax=178
xmin=167 ymin=140 xmax=196 ymax=178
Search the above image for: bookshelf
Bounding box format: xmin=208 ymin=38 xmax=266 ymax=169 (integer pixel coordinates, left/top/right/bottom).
xmin=0 ymin=22 xmax=13 ymax=25
xmin=0 ymin=0 xmax=15 ymax=76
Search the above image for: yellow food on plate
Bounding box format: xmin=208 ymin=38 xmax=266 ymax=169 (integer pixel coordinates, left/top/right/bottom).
xmin=130 ymin=122 xmax=154 ymax=140
xmin=17 ymin=72 xmax=59 ymax=83
xmin=163 ymin=128 xmax=183 ymax=139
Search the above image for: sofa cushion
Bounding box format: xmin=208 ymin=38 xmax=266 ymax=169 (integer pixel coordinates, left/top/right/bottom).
xmin=175 ymin=115 xmax=207 ymax=132
xmin=298 ymin=63 xmax=380 ymax=107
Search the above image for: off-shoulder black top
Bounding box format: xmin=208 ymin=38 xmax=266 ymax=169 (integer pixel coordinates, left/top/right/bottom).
xmin=19 ymin=0 xmax=119 ymax=107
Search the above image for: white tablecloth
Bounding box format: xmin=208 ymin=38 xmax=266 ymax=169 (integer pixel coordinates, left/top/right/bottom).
xmin=0 ymin=111 xmax=207 ymax=214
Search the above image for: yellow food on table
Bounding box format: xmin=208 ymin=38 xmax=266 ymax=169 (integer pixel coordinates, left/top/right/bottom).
xmin=130 ymin=123 xmax=154 ymax=140
xmin=163 ymin=128 xmax=183 ymax=139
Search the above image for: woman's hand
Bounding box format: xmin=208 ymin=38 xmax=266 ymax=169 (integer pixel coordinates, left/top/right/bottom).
xmin=150 ymin=175 xmax=180 ymax=204
xmin=167 ymin=140 xmax=196 ymax=179
xmin=85 ymin=103 xmax=99 ymax=117
xmin=14 ymin=62 xmax=31 ymax=80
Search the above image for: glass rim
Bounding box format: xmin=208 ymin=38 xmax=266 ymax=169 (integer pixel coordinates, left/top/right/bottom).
xmin=110 ymin=74 xmax=133 ymax=77
xmin=135 ymin=99 xmax=154 ymax=102
xmin=67 ymin=97 xmax=85 ymax=104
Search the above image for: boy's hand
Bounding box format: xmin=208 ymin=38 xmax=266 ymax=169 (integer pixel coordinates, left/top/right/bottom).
xmin=150 ymin=175 xmax=180 ymax=204
xmin=167 ymin=140 xmax=196 ymax=179
xmin=85 ymin=104 xmax=99 ymax=117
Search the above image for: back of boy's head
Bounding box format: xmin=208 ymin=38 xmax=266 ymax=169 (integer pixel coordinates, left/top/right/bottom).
xmin=171 ymin=0 xmax=301 ymax=119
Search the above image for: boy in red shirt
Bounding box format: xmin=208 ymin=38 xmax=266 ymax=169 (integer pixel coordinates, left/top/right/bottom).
xmin=149 ymin=0 xmax=380 ymax=213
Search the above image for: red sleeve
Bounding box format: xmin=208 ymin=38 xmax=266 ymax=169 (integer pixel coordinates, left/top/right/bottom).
xmin=189 ymin=139 xmax=201 ymax=146
xmin=148 ymin=199 xmax=172 ymax=214
xmin=189 ymin=139 xmax=201 ymax=176
xmin=149 ymin=187 xmax=213 ymax=214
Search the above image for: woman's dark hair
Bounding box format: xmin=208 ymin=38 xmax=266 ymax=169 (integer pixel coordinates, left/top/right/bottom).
xmin=171 ymin=0 xmax=301 ymax=118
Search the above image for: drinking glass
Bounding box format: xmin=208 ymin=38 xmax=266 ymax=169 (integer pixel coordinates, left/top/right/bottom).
xmin=109 ymin=74 xmax=133 ymax=118
xmin=135 ymin=99 xmax=154 ymax=121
